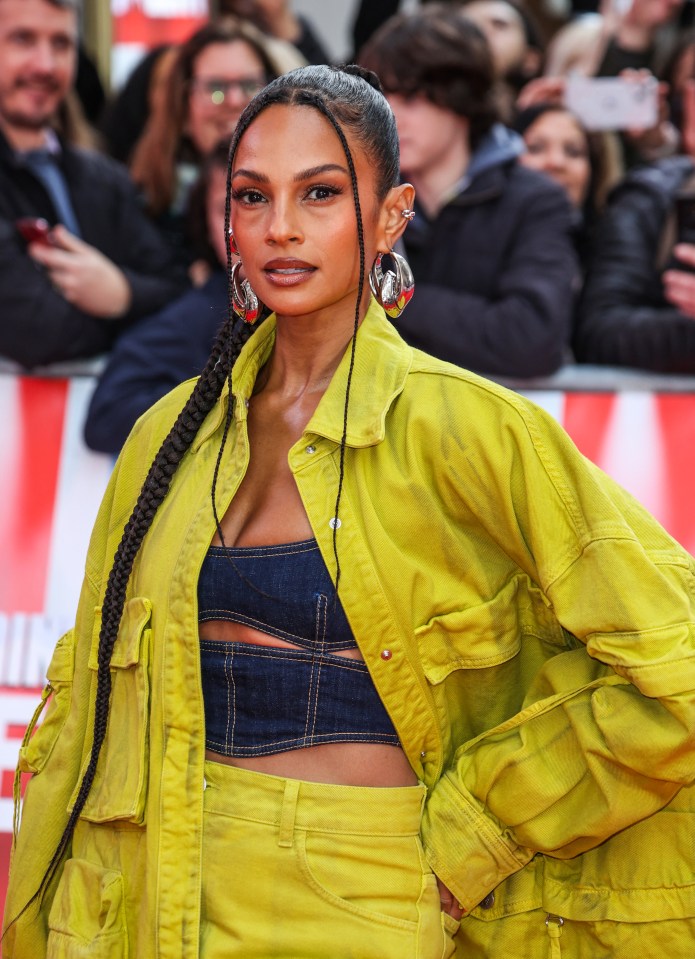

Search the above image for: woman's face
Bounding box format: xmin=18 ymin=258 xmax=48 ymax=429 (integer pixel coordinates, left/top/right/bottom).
xmin=186 ymin=40 xmax=267 ymax=155
xmin=519 ymin=110 xmax=591 ymax=209
xmin=230 ymin=104 xmax=397 ymax=324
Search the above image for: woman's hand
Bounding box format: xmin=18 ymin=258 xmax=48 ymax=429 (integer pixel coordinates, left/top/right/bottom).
xmin=516 ymin=76 xmax=566 ymax=111
xmin=435 ymin=875 xmax=464 ymax=920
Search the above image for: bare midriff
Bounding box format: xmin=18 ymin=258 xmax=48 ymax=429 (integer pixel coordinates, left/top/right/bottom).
xmin=200 ymin=354 xmax=418 ymax=788
xmin=199 ymin=618 xmax=418 ymax=787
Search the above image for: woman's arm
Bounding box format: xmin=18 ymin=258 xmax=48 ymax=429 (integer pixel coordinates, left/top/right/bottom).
xmin=420 ymin=400 xmax=695 ymax=911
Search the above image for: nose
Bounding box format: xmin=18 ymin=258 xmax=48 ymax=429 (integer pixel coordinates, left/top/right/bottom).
xmin=265 ymin=196 xmax=303 ymax=246
xmin=32 ymin=39 xmax=59 ymax=75
xmin=544 ymin=147 xmax=567 ymax=172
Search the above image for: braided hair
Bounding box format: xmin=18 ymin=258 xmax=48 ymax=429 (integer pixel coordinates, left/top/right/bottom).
xmin=8 ymin=63 xmax=401 ymax=928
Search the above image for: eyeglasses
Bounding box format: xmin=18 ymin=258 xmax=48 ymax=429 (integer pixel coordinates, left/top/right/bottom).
xmin=189 ymin=77 xmax=266 ymax=105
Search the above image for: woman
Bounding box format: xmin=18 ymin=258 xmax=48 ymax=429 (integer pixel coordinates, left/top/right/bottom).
xmin=513 ymin=102 xmax=617 ymax=268
xmin=4 ymin=65 xmax=695 ymax=959
xmin=129 ymin=17 xmax=303 ymax=255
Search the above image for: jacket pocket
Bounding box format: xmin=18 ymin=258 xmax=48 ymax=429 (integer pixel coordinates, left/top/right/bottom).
xmin=416 ymin=579 xmax=523 ymax=684
xmin=18 ymin=629 xmax=76 ymax=775
xmin=416 ymin=576 xmax=569 ymax=684
xmin=70 ymin=597 xmax=152 ymax=824
xmin=46 ymin=858 xmax=128 ymax=959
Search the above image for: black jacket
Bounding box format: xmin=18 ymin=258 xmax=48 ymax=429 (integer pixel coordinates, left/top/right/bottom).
xmin=398 ymin=127 xmax=577 ymax=378
xmin=575 ymin=156 xmax=695 ymax=372
xmin=84 ymin=271 xmax=227 ymax=454
xmin=0 ymin=130 xmax=188 ymax=369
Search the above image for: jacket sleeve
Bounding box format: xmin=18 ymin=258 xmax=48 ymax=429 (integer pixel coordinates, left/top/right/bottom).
xmin=574 ymin=180 xmax=695 ymax=371
xmin=420 ymin=399 xmax=695 ymax=912
xmin=396 ymin=182 xmax=577 ymax=378
xmin=2 ymin=404 xmax=177 ymax=955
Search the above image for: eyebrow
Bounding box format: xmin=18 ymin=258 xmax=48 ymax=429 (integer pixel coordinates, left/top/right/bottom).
xmin=231 ymin=163 xmax=348 ymax=184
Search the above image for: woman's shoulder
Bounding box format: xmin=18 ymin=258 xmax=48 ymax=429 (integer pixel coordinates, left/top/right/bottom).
xmin=406 ymin=348 xmax=539 ymax=420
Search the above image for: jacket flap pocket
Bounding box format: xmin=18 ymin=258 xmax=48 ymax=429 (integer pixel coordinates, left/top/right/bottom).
xmin=48 ymin=857 xmax=126 ymax=943
xmin=416 ymin=578 xmax=522 ymax=683
xmin=89 ymin=597 xmax=152 ymax=670
xmin=47 ymin=631 xmax=76 ymax=684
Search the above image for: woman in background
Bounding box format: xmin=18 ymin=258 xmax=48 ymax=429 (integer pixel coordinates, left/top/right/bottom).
xmin=129 ymin=17 xmax=303 ymax=258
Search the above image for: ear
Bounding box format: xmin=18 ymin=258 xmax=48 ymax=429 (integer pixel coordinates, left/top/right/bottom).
xmin=375 ymin=182 xmax=417 ymax=252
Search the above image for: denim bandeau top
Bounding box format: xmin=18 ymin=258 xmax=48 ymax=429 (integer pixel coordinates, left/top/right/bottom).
xmin=198 ymin=538 xmax=400 ymax=757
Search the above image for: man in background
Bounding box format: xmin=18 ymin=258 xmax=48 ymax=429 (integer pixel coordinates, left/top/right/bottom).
xmin=0 ymin=0 xmax=186 ymax=369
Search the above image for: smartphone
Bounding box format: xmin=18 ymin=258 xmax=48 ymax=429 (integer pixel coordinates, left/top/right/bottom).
xmin=564 ymin=76 xmax=659 ymax=132
xmin=15 ymin=217 xmax=54 ymax=246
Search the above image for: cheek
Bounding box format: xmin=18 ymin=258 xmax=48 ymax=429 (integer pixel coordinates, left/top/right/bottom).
xmin=569 ymin=159 xmax=591 ymax=189
xmin=519 ymin=151 xmax=546 ymax=173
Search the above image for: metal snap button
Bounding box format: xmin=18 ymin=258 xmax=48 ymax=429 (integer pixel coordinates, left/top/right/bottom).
xmin=380 ymin=649 xmax=393 ymax=660
xmin=479 ymin=892 xmax=495 ymax=910
xmin=329 ymin=517 xmax=342 ymax=530
xmin=305 ymin=445 xmax=316 ymax=454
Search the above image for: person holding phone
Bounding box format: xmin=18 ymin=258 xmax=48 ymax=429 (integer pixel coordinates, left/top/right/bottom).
xmin=0 ymin=0 xmax=187 ymax=369
xmin=575 ymin=66 xmax=695 ymax=370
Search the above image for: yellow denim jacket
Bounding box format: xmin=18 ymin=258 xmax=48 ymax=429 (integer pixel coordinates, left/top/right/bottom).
xmin=4 ymin=300 xmax=695 ymax=958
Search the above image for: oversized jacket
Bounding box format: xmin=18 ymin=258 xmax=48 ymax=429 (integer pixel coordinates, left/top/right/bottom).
xmin=4 ymin=301 xmax=695 ymax=957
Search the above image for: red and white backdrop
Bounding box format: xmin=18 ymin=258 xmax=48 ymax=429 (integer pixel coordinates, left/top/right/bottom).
xmin=111 ymin=0 xmax=210 ymax=88
xmin=2 ymin=373 xmax=695 ymax=914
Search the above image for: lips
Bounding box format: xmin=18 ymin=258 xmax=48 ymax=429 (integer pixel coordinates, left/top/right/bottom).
xmin=263 ymin=258 xmax=316 ymax=273
xmin=262 ymin=258 xmax=317 ymax=288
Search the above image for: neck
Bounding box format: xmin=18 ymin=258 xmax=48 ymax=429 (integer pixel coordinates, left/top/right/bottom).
xmin=259 ymin=291 xmax=370 ymax=402
xmin=0 ymin=116 xmax=49 ymax=153
xmin=405 ymin=136 xmax=471 ymax=219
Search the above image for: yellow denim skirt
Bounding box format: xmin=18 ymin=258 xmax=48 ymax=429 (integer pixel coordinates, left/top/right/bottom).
xmin=200 ymin=761 xmax=460 ymax=958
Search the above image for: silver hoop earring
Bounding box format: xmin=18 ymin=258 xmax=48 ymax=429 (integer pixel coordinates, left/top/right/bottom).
xmin=230 ymin=261 xmax=260 ymax=325
xmin=369 ymin=249 xmax=415 ymax=319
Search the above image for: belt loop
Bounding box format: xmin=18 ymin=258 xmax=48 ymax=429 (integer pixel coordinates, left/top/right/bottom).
xmin=278 ymin=779 xmax=300 ymax=848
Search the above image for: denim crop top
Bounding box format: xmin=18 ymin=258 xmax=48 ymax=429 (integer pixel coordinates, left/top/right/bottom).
xmin=198 ymin=538 xmax=399 ymax=757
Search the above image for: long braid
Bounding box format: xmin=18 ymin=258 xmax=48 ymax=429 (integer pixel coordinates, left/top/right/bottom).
xmin=7 ymin=63 xmax=396 ymax=938
xmin=5 ymin=297 xmax=249 ymax=933
xmin=211 ymin=93 xmax=279 ymax=547
xmin=292 ymin=91 xmax=366 ymax=596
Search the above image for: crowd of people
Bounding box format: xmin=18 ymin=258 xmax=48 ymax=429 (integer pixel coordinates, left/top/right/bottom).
xmin=2 ymin=0 xmax=695 ymax=453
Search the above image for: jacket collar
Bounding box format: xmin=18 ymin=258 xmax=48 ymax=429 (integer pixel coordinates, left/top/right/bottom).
xmin=227 ymin=296 xmax=413 ymax=448
xmin=0 ymin=125 xmax=61 ymax=167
